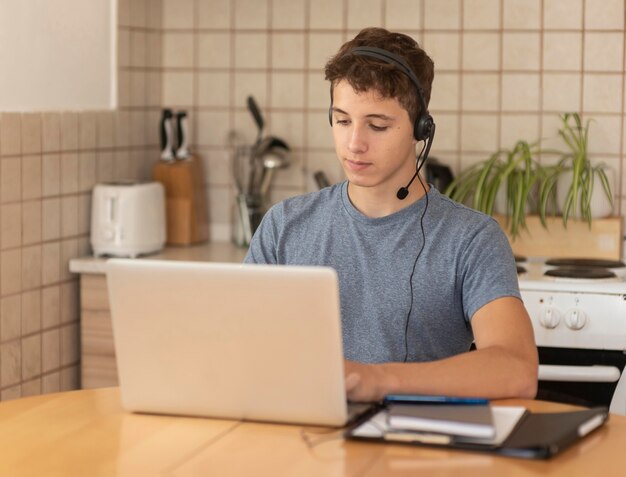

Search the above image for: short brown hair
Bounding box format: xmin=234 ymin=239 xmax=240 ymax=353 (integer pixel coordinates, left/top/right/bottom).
xmin=324 ymin=27 xmax=434 ymax=122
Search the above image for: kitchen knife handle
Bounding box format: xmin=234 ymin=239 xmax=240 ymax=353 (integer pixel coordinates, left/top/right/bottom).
xmin=160 ymin=109 xmax=175 ymax=161
xmin=175 ymin=111 xmax=189 ymax=160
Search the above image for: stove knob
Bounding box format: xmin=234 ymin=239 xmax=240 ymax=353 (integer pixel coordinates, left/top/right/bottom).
xmin=565 ymin=308 xmax=587 ymax=330
xmin=539 ymin=307 xmax=561 ymax=329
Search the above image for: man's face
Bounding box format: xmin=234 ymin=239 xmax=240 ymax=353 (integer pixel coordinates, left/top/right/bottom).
xmin=330 ymin=80 xmax=417 ymax=194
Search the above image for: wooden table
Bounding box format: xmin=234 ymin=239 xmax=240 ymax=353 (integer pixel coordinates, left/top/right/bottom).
xmin=1 ymin=387 xmax=625 ymax=476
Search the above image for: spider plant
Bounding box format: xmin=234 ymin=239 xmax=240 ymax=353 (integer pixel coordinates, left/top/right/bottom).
xmin=445 ymin=140 xmax=541 ymax=238
xmin=538 ymin=113 xmax=613 ymax=228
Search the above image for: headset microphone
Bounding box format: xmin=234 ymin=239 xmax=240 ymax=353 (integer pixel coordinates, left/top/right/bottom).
xmin=396 ymin=123 xmax=436 ymax=200
xmin=396 ymin=172 xmax=418 ymax=200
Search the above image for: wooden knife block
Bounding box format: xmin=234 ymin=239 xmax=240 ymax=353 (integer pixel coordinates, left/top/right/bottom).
xmin=153 ymin=155 xmax=209 ymax=245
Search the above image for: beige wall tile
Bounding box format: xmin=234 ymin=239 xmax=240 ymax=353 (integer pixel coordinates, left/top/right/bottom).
xmin=22 ymin=335 xmax=41 ymax=380
xmin=118 ymin=28 xmax=131 ymax=68
xmin=431 ymin=113 xmax=459 ymax=151
xmin=199 ymin=149 xmax=230 ymax=185
xmin=208 ymin=186 xmax=232 ymax=225
xmin=22 ymin=200 xmax=42 ymax=245
xmin=163 ymin=0 xmax=194 ymax=28
xmin=309 ymin=0 xmax=344 ymax=29
xmin=42 ymin=285 xmax=61 ymax=329
xmin=271 ymin=73 xmax=305 ymax=109
xmin=21 ymin=113 xmax=42 ymax=155
xmin=347 ymin=0 xmax=382 ymax=30
xmin=583 ymin=74 xmax=622 ymax=113
xmin=385 ymin=0 xmax=422 ymax=30
xmin=60 ymin=112 xmax=79 ymax=151
xmin=114 ymin=151 xmax=131 ymax=179
xmin=41 ymin=242 xmax=61 ymax=286
xmin=97 ymin=112 xmax=114 ymax=148
xmin=272 ymin=0 xmax=305 ymax=29
xmin=60 ymin=366 xmax=80 ymax=391
xmin=429 ymin=72 xmax=460 ymax=111
xmin=130 ymin=31 xmax=148 ymax=68
xmin=1 ymin=157 xmax=21 ymax=203
xmin=22 ymin=246 xmax=42 ymax=290
xmin=147 ymin=71 xmax=163 ymax=107
xmin=503 ymin=0 xmax=541 ymax=29
xmin=79 ymin=112 xmax=97 ymax=150
xmin=21 ymin=289 xmax=41 ymax=335
xmin=198 ymin=0 xmax=231 ymax=29
xmin=501 ymin=73 xmax=540 ymax=111
xmin=234 ymin=71 xmax=268 ymax=110
xmin=1 ymin=249 xmax=21 ymax=296
xmin=163 ymin=33 xmax=194 ymax=68
xmin=198 ymin=72 xmax=232 ymax=107
xmin=585 ymin=0 xmax=624 ymax=30
xmin=460 ymin=114 xmax=499 ymax=152
xmin=162 ymin=72 xmax=194 ymax=107
xmin=308 ymin=73 xmax=330 ymax=109
xmin=78 ymin=152 xmax=97 ymax=193
xmin=1 ymin=341 xmax=21 ymax=387
xmin=235 ymin=0 xmax=268 ymax=29
xmin=1 ymin=386 xmax=22 ymax=401
xmin=463 ymin=0 xmax=500 ymax=29
xmin=114 ymin=111 xmax=131 ymax=148
xmin=462 ymin=33 xmax=500 ymax=71
xmin=1 ymin=203 xmax=22 ymax=250
xmin=197 ymin=111 xmax=232 ymax=147
xmin=42 ymin=199 xmax=61 ymax=241
xmin=42 ymin=372 xmax=61 ymax=394
xmin=130 ymin=111 xmax=146 ymax=147
xmin=118 ymin=0 xmax=130 ymax=26
xmin=21 ymin=378 xmax=41 ymax=398
xmin=272 ymin=33 xmax=305 ymax=69
xmin=42 ymin=113 xmax=61 ymax=153
xmin=307 ymin=151 xmax=343 ymax=186
xmin=78 ymin=194 xmax=91 ymax=236
xmin=129 ymin=0 xmax=147 ymax=28
xmin=502 ymin=33 xmax=540 ymax=71
xmin=60 ymin=281 xmax=79 ymax=324
xmin=423 ymin=33 xmax=460 ymax=71
xmin=544 ymin=0 xmax=582 ymax=29
xmin=146 ymin=32 xmax=162 ymax=69
xmin=128 ymin=71 xmax=148 ymax=107
xmin=270 ymin=112 xmax=304 ymax=151
xmin=198 ymin=33 xmax=231 ymax=68
xmin=145 ymin=112 xmax=161 ymax=148
xmin=118 ymin=69 xmax=131 ymax=108
xmin=543 ymin=33 xmax=582 ymax=71
xmin=0 ymin=113 xmax=21 ymax=156
xmin=307 ymin=111 xmax=335 ymax=150
xmin=461 ymin=73 xmax=499 ymax=111
xmin=1 ymin=295 xmax=21 ymax=341
xmin=97 ymin=151 xmax=115 ymax=183
xmin=42 ymin=155 xmax=61 ymax=197
xmin=584 ymin=33 xmax=624 ymax=72
xmin=60 ymin=241 xmax=78 ymax=282
xmin=22 ymin=155 xmax=42 ymax=201
xmin=147 ymin=0 xmax=162 ymax=29
xmin=424 ymin=0 xmax=460 ymax=30
xmin=61 ymin=153 xmax=79 ymax=194
xmin=307 ymin=32 xmax=343 ymax=70
xmin=587 ymin=115 xmax=621 ymax=155
xmin=60 ymin=323 xmax=80 ymax=368
xmin=234 ymin=33 xmax=268 ymax=69
xmin=61 ymin=196 xmax=79 ymax=238
xmin=42 ymin=329 xmax=61 ymax=373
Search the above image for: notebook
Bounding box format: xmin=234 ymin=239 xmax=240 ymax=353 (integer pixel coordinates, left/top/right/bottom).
xmin=106 ymin=259 xmax=374 ymax=426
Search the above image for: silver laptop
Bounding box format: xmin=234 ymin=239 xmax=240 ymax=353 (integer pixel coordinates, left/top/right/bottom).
xmin=106 ymin=259 xmax=366 ymax=426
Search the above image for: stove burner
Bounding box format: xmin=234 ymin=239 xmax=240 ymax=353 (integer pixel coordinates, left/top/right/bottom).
xmin=544 ymin=267 xmax=617 ymax=279
xmin=545 ymin=258 xmax=625 ymax=269
xmin=516 ymin=265 xmax=527 ymax=275
xmin=514 ymin=255 xmax=527 ymax=263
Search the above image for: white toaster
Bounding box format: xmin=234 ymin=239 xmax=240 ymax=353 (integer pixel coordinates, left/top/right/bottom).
xmin=91 ymin=181 xmax=166 ymax=258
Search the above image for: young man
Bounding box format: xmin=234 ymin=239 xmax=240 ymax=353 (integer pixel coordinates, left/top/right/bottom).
xmin=245 ymin=28 xmax=538 ymax=402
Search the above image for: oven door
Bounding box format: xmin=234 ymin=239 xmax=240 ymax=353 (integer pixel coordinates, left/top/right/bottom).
xmin=537 ymin=347 xmax=626 ymax=415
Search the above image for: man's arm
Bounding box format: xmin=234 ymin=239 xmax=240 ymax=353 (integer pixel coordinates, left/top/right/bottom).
xmin=344 ymin=296 xmax=538 ymax=402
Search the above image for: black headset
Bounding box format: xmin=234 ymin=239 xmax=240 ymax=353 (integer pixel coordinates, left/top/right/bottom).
xmin=328 ymin=46 xmax=435 ymax=143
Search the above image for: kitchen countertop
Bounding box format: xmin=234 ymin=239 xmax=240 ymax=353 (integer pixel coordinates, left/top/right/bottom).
xmin=69 ymin=242 xmax=248 ymax=274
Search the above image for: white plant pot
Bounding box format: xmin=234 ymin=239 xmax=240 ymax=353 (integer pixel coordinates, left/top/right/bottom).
xmin=556 ymin=168 xmax=615 ymax=219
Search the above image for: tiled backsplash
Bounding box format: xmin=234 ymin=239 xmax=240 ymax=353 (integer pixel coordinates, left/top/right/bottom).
xmin=1 ymin=0 xmax=625 ymax=400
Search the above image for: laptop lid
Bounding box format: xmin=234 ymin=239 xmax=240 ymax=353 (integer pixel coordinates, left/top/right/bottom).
xmin=106 ymin=259 xmax=349 ymax=426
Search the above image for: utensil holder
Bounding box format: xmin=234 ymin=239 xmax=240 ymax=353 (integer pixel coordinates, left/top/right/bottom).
xmin=232 ymin=193 xmax=265 ymax=247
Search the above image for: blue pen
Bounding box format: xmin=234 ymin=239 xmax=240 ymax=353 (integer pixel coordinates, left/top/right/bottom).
xmin=383 ymin=394 xmax=489 ymax=406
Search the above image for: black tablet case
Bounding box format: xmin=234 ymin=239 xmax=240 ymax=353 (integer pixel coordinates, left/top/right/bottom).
xmin=345 ymin=406 xmax=609 ymax=459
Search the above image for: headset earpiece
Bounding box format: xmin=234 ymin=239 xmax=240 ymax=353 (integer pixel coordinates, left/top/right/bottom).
xmin=328 ymin=105 xmax=333 ymax=126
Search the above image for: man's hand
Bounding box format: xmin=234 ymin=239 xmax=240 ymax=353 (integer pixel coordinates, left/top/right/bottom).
xmin=344 ymin=360 xmax=395 ymax=402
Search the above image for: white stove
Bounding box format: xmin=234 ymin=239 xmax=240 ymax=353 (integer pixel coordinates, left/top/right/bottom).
xmin=517 ymin=257 xmax=626 ymax=415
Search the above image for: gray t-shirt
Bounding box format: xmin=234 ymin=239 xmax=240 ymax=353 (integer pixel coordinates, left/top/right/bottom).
xmin=245 ymin=181 xmax=521 ymax=364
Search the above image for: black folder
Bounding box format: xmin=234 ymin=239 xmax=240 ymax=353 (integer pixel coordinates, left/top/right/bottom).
xmin=345 ymin=406 xmax=609 ymax=459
